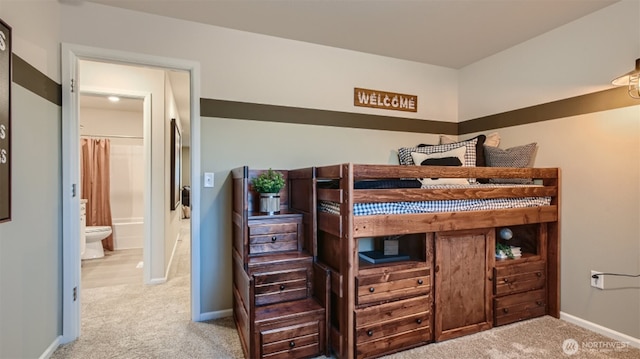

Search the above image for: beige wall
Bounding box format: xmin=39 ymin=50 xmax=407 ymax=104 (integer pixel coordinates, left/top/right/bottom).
xmin=460 ymin=0 xmax=640 ymax=338
xmin=0 ymin=1 xmax=63 ymax=358
xmin=59 ymin=1 xmax=457 ymax=316
xmin=60 ymin=1 xmax=640 ymax=339
xmin=2 ymin=1 xmax=639 ymax=357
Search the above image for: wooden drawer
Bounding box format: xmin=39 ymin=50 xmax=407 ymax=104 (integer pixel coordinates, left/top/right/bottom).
xmin=355 ymin=295 xmax=432 ymax=358
xmin=494 ymin=289 xmax=546 ymax=326
xmin=356 ymin=267 xmax=431 ymax=305
xmin=355 ymin=295 xmax=430 ymax=328
xmin=254 ymin=268 xmax=309 ymax=306
xmin=356 ymin=327 xmax=431 ymax=359
xmin=261 ymin=321 xmax=321 ymax=359
xmin=494 ymin=261 xmax=546 ymax=296
xmin=249 ymin=222 xmax=299 ymax=255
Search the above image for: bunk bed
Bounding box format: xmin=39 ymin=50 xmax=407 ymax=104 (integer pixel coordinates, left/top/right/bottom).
xmin=288 ymin=164 xmax=560 ymax=359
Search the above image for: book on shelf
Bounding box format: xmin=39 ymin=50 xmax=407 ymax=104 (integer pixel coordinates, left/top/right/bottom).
xmin=359 ymin=251 xmax=410 ymax=264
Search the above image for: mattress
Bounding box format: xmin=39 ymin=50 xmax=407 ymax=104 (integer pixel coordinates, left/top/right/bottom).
xmin=318 ymin=183 xmax=552 ymax=216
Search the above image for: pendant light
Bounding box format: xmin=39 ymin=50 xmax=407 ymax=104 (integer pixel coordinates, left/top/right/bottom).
xmin=611 ymin=58 xmax=640 ymax=99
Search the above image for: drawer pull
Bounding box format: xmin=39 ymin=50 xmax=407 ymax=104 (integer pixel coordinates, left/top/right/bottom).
xmin=503 ymin=278 xmax=509 ymax=283
xmin=536 ymin=272 xmax=542 ymax=277
xmin=536 ymin=300 xmax=543 ymax=306
xmin=416 ymin=319 xmax=422 ymax=324
xmin=417 ymin=279 xmax=423 ymax=285
xmin=367 ymin=330 xmax=373 ymax=337
xmin=271 ymin=236 xmax=277 ymax=242
xmin=503 ymin=308 xmax=509 ymax=313
xmin=279 ymin=284 xmax=285 ymax=291
xmin=289 ymin=341 xmax=295 ymax=348
xmin=369 ymin=287 xmax=375 ymax=293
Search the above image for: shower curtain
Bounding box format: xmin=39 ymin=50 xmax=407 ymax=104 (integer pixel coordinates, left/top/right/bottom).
xmin=81 ymin=138 xmax=114 ymax=251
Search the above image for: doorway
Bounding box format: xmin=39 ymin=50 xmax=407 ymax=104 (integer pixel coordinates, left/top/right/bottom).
xmin=61 ymin=44 xmax=202 ymax=343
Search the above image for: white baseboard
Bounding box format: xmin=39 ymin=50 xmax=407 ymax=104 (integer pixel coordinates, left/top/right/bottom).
xmin=148 ymin=232 xmax=181 ymax=285
xmin=560 ymin=312 xmax=640 ymax=349
xmin=198 ymin=308 xmax=233 ymax=322
xmin=39 ymin=335 xmax=61 ymax=359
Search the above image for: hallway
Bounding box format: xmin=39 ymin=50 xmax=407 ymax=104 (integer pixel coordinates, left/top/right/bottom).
xmin=52 ymin=221 xmax=244 ymax=359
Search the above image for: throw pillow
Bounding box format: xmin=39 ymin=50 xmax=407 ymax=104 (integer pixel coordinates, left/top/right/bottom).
xmin=485 ymin=142 xmax=538 ymax=183
xmin=401 ymin=137 xmax=478 ymax=167
xmin=410 ymin=147 xmax=469 ymax=185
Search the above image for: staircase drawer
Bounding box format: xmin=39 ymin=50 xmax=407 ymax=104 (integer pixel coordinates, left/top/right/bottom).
xmin=254 ymin=268 xmax=309 ymax=306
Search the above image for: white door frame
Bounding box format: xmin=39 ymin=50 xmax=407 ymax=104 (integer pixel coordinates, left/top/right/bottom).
xmin=60 ymin=43 xmax=202 ymax=343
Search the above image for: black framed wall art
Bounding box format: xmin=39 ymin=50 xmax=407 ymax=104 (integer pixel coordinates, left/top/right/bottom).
xmin=0 ymin=18 xmax=11 ymax=222
xmin=170 ymin=118 xmax=181 ymax=211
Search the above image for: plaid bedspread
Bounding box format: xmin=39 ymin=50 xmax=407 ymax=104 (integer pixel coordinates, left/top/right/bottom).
xmin=318 ymin=184 xmax=552 ymax=216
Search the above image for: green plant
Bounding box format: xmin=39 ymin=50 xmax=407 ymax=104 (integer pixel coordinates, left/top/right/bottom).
xmin=496 ymin=242 xmax=514 ymax=259
xmin=251 ymin=168 xmax=285 ymax=193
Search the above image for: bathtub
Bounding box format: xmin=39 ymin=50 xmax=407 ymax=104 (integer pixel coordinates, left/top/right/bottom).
xmin=112 ymin=217 xmax=144 ymax=250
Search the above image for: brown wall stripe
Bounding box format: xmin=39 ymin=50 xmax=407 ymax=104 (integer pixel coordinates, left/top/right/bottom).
xmin=458 ymin=87 xmax=638 ymax=135
xmin=13 ymin=54 xmax=636 ymax=132
xmin=200 ymin=98 xmax=458 ymax=135
xmin=12 ymin=54 xmax=61 ymax=106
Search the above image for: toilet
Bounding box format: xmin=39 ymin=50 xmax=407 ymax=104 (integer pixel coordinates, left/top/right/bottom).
xmin=80 ymin=199 xmax=113 ymax=260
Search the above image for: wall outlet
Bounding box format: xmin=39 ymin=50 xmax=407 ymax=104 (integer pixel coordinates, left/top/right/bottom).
xmin=591 ymin=270 xmax=604 ymax=290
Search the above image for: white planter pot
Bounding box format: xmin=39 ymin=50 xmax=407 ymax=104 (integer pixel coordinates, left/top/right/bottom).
xmin=259 ymin=193 xmax=280 ymax=214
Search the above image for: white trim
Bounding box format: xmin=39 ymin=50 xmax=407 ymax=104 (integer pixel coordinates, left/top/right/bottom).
xmin=60 ymin=44 xmax=81 ymax=344
xmin=39 ymin=335 xmax=61 ymax=359
xmin=560 ymin=312 xmax=640 ymax=349
xmin=163 ymin=230 xmax=182 ymax=280
xmin=60 ymin=43 xmax=203 ymax=344
xmin=199 ymin=309 xmax=233 ymax=322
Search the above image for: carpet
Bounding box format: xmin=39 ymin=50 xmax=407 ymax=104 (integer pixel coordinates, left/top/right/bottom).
xmin=52 ymin=236 xmax=639 ymax=358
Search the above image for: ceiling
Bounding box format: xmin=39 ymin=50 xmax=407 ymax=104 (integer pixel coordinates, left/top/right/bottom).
xmin=77 ymin=0 xmax=619 ymax=147
xmin=85 ymin=0 xmax=618 ymax=69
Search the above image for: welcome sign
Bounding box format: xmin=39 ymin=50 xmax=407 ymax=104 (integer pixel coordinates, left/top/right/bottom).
xmin=354 ymin=87 xmax=418 ymax=113
xmin=0 ymin=18 xmax=10 ymax=222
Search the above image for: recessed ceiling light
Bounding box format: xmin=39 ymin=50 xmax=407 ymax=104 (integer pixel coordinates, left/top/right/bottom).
xmin=108 ymin=96 xmax=120 ymax=102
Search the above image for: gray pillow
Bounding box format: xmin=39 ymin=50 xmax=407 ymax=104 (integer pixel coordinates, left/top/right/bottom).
xmin=485 ymin=143 xmax=537 ymax=183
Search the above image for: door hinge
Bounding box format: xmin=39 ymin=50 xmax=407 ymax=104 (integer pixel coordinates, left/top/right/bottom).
xmin=73 ymin=287 xmax=77 ymax=301
xmin=70 ymin=78 xmax=75 ymax=93
xmin=72 ymin=183 xmax=76 ymax=197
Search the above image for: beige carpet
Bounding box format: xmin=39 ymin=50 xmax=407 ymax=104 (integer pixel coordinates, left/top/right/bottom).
xmin=52 ymin=235 xmax=639 ymax=358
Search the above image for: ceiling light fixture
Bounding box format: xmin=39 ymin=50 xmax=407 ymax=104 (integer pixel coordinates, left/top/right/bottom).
xmin=108 ymin=96 xmax=120 ymax=102
xmin=611 ymin=58 xmax=640 ymax=99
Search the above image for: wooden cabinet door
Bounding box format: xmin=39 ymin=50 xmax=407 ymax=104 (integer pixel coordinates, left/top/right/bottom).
xmin=434 ymin=228 xmax=494 ymax=341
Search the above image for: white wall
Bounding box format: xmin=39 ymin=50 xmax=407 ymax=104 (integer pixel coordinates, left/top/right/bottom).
xmin=0 ymin=1 xmax=62 ymax=357
xmin=80 ymin=106 xmax=145 ymax=241
xmin=460 ymin=0 xmax=640 ymax=338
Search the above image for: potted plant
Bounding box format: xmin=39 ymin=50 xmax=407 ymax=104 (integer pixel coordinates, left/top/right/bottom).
xmin=251 ymin=168 xmax=285 ymax=214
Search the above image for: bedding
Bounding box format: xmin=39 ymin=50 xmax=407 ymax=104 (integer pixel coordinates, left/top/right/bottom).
xmin=318 ymin=183 xmax=552 ymax=216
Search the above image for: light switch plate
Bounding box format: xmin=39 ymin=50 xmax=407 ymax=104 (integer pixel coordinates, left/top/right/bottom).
xmin=204 ymin=172 xmax=214 ymax=188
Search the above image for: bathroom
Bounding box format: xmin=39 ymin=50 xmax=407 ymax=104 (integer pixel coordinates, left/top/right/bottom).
xmin=79 ymin=93 xmax=146 ymax=286
xmin=76 ymin=59 xmax=191 ymax=290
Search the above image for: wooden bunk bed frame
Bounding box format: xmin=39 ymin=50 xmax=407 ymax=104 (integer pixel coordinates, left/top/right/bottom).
xmin=288 ymin=163 xmax=560 ymax=359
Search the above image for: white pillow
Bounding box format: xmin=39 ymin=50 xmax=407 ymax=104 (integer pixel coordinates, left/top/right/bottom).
xmin=411 ymin=147 xmax=469 ymax=185
xmin=440 ymin=132 xmax=501 ymax=147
